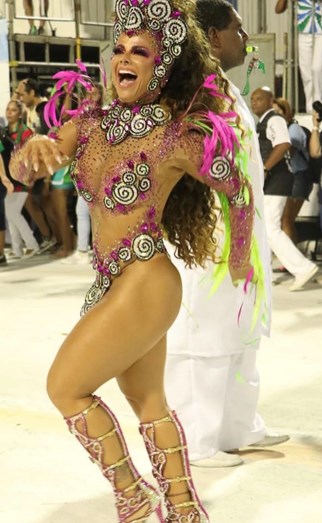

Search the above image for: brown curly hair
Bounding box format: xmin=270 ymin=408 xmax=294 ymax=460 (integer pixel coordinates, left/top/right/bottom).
xmin=160 ymin=0 xmax=234 ymax=268
xmin=109 ymin=0 xmax=237 ymax=268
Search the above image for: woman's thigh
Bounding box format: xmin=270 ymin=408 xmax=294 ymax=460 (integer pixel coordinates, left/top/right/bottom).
xmin=47 ymin=255 xmax=182 ymax=414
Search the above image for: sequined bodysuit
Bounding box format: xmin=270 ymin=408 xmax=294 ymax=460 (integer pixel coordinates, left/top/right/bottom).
xmin=69 ymin=105 xmax=253 ymax=315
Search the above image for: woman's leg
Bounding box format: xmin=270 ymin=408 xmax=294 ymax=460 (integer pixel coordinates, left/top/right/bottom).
xmin=5 ymin=192 xmax=39 ymax=255
xmin=50 ymin=189 xmax=75 ymax=257
xmin=117 ymin=341 xmax=209 ymax=523
xmin=24 ymin=193 xmax=51 ymax=241
xmin=281 ymin=197 xmax=305 ymax=244
xmin=47 ymin=256 xmax=182 ymax=521
xmin=23 ymin=0 xmax=34 ymax=29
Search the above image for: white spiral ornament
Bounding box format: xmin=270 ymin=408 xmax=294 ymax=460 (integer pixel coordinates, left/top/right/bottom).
xmin=139 ymin=178 xmax=151 ymax=192
xmin=126 ymin=7 xmax=144 ymax=31
xmin=108 ymin=261 xmax=121 ymax=276
xmin=210 ymin=157 xmax=231 ymax=180
xmin=113 ymin=183 xmax=139 ymax=205
xmin=147 ymin=0 xmax=172 ymax=23
xmin=102 ymin=103 xmax=169 ymax=144
xmin=118 ymin=247 xmax=132 ymax=262
xmin=136 ymin=162 xmax=150 ymax=177
xmin=104 ymin=197 xmax=115 ymax=210
xmin=81 ymin=190 xmax=94 ymax=203
xmin=123 ymin=172 xmax=137 ymax=185
xmin=231 ymin=192 xmax=247 ymax=208
xmin=132 ymin=234 xmax=155 ymax=260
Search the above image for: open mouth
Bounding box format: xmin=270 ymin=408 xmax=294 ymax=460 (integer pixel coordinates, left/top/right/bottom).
xmin=118 ymin=70 xmax=138 ymax=87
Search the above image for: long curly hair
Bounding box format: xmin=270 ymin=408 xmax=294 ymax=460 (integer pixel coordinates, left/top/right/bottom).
xmin=109 ymin=0 xmax=237 ymax=268
xmin=160 ymin=0 xmax=234 ymax=268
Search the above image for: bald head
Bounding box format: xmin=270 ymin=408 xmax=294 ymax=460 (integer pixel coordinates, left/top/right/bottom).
xmin=250 ymin=87 xmax=274 ymax=118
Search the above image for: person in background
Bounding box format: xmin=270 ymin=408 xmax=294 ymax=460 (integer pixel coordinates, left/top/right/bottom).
xmin=0 ymin=154 xmax=14 ymax=266
xmin=165 ymin=0 xmax=288 ymax=470
xmin=275 ymin=0 xmax=322 ymax=113
xmin=0 ymin=100 xmax=39 ymax=259
xmin=16 ymin=78 xmax=55 ymax=253
xmin=309 ymin=108 xmax=322 ymax=230
xmin=251 ymin=87 xmax=319 ymax=290
xmin=23 ymin=0 xmax=49 ymax=36
xmin=272 ymin=97 xmax=313 ymax=246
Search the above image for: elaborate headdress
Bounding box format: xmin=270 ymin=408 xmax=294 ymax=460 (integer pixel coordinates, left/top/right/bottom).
xmin=113 ymin=0 xmax=187 ymax=92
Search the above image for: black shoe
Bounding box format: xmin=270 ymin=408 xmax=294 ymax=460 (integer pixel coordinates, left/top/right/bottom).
xmin=0 ymin=254 xmax=7 ymax=266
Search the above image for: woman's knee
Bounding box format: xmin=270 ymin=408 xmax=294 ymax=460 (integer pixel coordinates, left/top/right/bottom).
xmin=46 ymin=365 xmax=81 ymax=413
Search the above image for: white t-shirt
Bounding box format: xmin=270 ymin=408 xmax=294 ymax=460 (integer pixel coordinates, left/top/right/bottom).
xmin=259 ymin=110 xmax=291 ymax=147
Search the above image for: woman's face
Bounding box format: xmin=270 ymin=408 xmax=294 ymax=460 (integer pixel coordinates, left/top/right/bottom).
xmin=111 ymin=31 xmax=158 ymax=104
xmin=6 ymin=101 xmax=22 ymax=125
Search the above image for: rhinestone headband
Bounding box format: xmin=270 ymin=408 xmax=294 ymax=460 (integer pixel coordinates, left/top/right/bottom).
xmin=113 ymin=0 xmax=187 ymax=92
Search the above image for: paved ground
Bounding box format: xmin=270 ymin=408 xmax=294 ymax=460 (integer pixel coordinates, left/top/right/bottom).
xmin=1 ymin=253 xmax=322 ymax=523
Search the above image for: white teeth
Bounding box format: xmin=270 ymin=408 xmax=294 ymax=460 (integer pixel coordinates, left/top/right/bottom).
xmin=119 ymin=70 xmax=136 ymax=76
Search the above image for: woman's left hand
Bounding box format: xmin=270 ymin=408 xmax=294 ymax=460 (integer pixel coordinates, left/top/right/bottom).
xmin=229 ymin=262 xmax=255 ymax=288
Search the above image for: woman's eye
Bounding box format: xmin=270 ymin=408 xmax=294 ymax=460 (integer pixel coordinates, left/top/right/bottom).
xmin=134 ymin=49 xmax=149 ymax=57
xmin=112 ymin=47 xmax=123 ymax=55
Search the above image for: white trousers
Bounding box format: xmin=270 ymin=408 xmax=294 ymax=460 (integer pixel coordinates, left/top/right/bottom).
xmin=264 ymin=195 xmax=316 ymax=277
xmin=5 ymin=192 xmax=39 ymax=256
xmin=165 ymin=349 xmax=266 ymax=460
xmin=76 ymin=196 xmax=91 ymax=252
xmin=298 ymin=33 xmax=322 ymax=113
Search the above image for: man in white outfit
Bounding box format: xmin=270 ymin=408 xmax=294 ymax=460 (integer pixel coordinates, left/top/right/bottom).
xmin=275 ymin=0 xmax=322 ymax=114
xmin=165 ymin=0 xmax=289 ymax=468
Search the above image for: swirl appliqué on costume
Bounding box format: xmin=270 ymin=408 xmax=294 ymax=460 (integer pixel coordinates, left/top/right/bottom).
xmin=101 ymin=102 xmax=169 ymax=145
xmin=132 ymin=234 xmax=156 ymax=260
xmin=209 ymin=157 xmax=231 ymax=180
xmin=103 ymin=159 xmax=153 ymax=214
xmin=81 ymin=233 xmax=166 ymax=314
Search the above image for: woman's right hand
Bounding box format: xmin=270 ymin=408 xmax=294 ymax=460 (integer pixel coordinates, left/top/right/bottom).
xmin=10 ymin=135 xmax=70 ymax=185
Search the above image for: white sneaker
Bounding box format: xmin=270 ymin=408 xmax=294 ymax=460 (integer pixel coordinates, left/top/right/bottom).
xmin=289 ymin=265 xmax=319 ymax=291
xmin=61 ymin=250 xmax=91 ymax=265
xmin=37 ymin=237 xmax=57 ymax=254
xmin=6 ymin=251 xmax=22 ymax=260
xmin=191 ymin=451 xmax=243 ymax=468
xmin=249 ymin=434 xmax=290 ymax=447
xmin=22 ymin=248 xmax=38 ymax=259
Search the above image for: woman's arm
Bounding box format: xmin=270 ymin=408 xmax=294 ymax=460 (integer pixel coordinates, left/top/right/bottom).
xmin=9 ymin=120 xmax=78 ymax=186
xmin=309 ymin=112 xmax=322 ymax=158
xmin=173 ymin=131 xmax=254 ymax=283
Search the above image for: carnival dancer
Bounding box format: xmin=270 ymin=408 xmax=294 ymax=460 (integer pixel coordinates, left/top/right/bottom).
xmin=10 ymin=1 xmax=258 ymax=521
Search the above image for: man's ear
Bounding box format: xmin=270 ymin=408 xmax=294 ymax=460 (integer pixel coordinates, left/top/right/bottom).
xmin=208 ymin=27 xmax=221 ymax=49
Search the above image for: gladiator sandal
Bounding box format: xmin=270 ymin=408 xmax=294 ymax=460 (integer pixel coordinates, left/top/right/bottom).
xmin=65 ymin=395 xmax=164 ymax=523
xmin=139 ymin=410 xmax=209 ymax=523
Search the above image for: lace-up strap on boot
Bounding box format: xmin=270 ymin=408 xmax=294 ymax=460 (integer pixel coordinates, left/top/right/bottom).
xmin=139 ymin=411 xmax=209 ymax=523
xmin=64 ymin=395 xmax=164 ymax=522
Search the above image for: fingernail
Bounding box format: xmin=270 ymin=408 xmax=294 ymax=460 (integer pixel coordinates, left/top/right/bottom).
xmin=48 ymin=165 xmax=54 ymax=175
xmin=33 ymin=163 xmax=39 ymax=172
xmin=55 ymin=155 xmax=62 ymax=164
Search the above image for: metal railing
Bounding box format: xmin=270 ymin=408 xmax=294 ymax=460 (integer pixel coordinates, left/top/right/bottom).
xmin=6 ymin=0 xmax=114 ymax=84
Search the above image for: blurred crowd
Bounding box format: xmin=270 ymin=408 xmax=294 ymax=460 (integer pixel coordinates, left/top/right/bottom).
xmin=0 ymin=77 xmax=104 ymax=267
